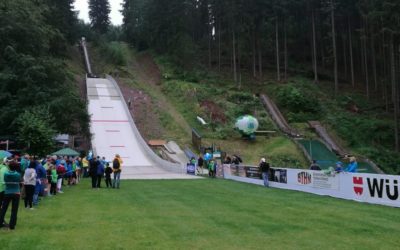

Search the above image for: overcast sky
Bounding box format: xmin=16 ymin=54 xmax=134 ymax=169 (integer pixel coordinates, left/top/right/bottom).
xmin=74 ymin=0 xmax=124 ymax=26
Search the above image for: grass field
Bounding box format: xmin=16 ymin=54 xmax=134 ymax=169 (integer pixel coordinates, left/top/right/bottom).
xmin=0 ymin=178 xmax=399 ymax=250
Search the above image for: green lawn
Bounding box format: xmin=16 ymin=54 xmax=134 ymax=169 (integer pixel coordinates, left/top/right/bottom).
xmin=1 ymin=179 xmax=399 ymax=250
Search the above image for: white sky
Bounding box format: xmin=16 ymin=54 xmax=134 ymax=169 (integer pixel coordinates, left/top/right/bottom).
xmin=74 ymin=0 xmax=123 ymax=26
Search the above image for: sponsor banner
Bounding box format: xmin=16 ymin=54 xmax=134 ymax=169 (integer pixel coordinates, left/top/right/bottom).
xmin=223 ymin=167 xmax=400 ymax=208
xmin=244 ymin=167 xmax=261 ymax=179
xmin=186 ymin=164 xmax=196 ymax=175
xmin=312 ymin=172 xmax=339 ymax=190
xmin=344 ymin=173 xmax=400 ymax=207
xmin=271 ymin=168 xmax=287 ymax=184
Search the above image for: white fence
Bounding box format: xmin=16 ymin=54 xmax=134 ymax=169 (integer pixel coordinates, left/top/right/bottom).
xmin=223 ymin=165 xmax=400 ymax=208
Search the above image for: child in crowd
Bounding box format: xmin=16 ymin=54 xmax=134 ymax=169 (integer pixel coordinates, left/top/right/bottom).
xmin=104 ymin=163 xmax=113 ymax=188
xmin=208 ymin=159 xmax=216 ymax=178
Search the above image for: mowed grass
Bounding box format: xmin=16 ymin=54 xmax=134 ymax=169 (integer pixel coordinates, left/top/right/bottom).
xmin=1 ymin=179 xmax=399 ymax=250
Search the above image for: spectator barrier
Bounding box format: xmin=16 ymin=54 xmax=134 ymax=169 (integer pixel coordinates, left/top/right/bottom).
xmin=223 ymin=164 xmax=400 ymax=208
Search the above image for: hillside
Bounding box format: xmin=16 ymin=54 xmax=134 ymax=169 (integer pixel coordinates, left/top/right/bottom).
xmin=86 ymin=41 xmax=308 ymax=167
xmin=85 ymin=40 xmax=400 ymax=173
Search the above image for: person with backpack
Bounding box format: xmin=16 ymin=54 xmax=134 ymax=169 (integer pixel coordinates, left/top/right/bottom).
xmin=56 ymin=163 xmax=66 ymax=193
xmin=259 ymin=157 xmax=270 ymax=187
xmin=112 ymin=154 xmax=122 ymax=189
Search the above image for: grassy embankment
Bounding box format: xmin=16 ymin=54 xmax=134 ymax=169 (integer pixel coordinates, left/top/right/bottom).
xmin=85 ymin=41 xmax=400 ymax=173
xmin=1 ymin=179 xmax=399 ymax=249
xmin=88 ymin=41 xmax=307 ymax=167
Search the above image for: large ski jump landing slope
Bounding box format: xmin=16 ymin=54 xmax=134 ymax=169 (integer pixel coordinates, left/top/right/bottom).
xmin=87 ymin=76 xmax=199 ymax=180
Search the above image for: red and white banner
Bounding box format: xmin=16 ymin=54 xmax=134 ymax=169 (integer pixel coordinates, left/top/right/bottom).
xmin=223 ymin=165 xmax=400 ymax=208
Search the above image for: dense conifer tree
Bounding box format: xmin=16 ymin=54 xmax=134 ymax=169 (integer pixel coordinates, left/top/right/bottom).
xmin=89 ymin=0 xmax=111 ymax=34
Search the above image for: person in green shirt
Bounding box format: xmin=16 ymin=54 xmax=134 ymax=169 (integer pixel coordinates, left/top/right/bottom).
xmin=0 ymin=158 xmax=8 ymax=205
xmin=0 ymin=158 xmax=9 ymax=226
xmin=50 ymin=165 xmax=58 ymax=196
xmin=208 ymin=159 xmax=216 ymax=178
xmin=0 ymin=161 xmax=21 ymax=230
xmin=20 ymin=154 xmax=30 ymax=173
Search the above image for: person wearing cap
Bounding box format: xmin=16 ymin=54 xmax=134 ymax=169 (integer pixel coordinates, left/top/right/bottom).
xmin=259 ymin=157 xmax=270 ymax=187
xmin=0 ymin=161 xmax=21 ymax=230
xmin=345 ymin=156 xmax=358 ymax=173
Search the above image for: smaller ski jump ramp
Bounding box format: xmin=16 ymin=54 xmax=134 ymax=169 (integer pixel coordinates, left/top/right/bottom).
xmin=260 ymin=94 xmax=300 ymax=137
xmin=86 ymin=75 xmax=199 ymax=180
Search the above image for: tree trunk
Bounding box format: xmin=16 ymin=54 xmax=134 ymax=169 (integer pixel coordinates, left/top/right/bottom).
xmin=218 ymin=20 xmax=221 ymax=72
xmin=342 ymin=34 xmax=348 ymax=78
xmin=348 ymin=17 xmax=355 ymax=87
xmin=237 ymin=31 xmax=241 ymax=88
xmin=363 ymin=17 xmax=370 ymax=99
xmin=258 ymin=35 xmax=263 ymax=78
xmin=330 ymin=0 xmax=338 ymax=95
xmin=312 ymin=9 xmax=318 ymax=83
xmin=390 ymin=34 xmax=399 ymax=151
xmin=232 ymin=29 xmax=237 ymax=83
xmin=275 ymin=16 xmax=281 ymax=82
xmin=371 ymin=30 xmax=378 ymax=91
xmin=208 ymin=25 xmax=212 ymax=68
xmin=253 ymin=30 xmax=256 ymax=78
xmin=284 ymin=18 xmax=288 ymax=81
xmin=360 ymin=36 xmax=365 ymax=77
xmin=382 ymin=29 xmax=388 ymax=105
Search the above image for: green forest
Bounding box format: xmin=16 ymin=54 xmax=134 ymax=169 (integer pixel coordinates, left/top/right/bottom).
xmin=0 ymin=0 xmax=90 ymax=155
xmin=1 ymin=0 xmax=400 ymax=173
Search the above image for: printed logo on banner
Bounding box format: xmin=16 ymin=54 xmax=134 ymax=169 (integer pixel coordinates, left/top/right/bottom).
xmin=186 ymin=164 xmax=196 ymax=175
xmin=353 ymin=177 xmax=363 ymax=196
xmin=353 ymin=176 xmax=399 ymax=201
xmin=298 ymin=172 xmax=312 ymax=185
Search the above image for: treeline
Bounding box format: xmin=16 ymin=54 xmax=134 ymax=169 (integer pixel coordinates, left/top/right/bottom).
xmin=0 ymin=0 xmax=89 ymax=155
xmin=122 ymin=0 xmax=400 ymax=151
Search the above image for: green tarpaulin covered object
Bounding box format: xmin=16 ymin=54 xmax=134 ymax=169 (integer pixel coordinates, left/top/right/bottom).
xmin=52 ymin=148 xmax=80 ymax=157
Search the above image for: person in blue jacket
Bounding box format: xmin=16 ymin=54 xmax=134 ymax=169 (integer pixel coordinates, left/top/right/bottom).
xmin=345 ymin=156 xmax=358 ymax=173
xmin=34 ymin=160 xmax=47 ymax=205
xmin=96 ymin=157 xmax=105 ymax=188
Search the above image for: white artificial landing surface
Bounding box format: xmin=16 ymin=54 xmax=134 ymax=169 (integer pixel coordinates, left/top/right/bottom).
xmin=87 ymin=78 xmax=200 ymax=180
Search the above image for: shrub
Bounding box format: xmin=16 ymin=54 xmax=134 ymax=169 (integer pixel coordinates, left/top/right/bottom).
xmin=276 ymin=84 xmax=321 ymax=115
xmin=100 ymin=42 xmax=127 ymax=66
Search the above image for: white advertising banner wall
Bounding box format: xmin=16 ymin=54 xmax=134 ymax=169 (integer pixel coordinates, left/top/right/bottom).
xmin=223 ymin=165 xmax=400 ymax=208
